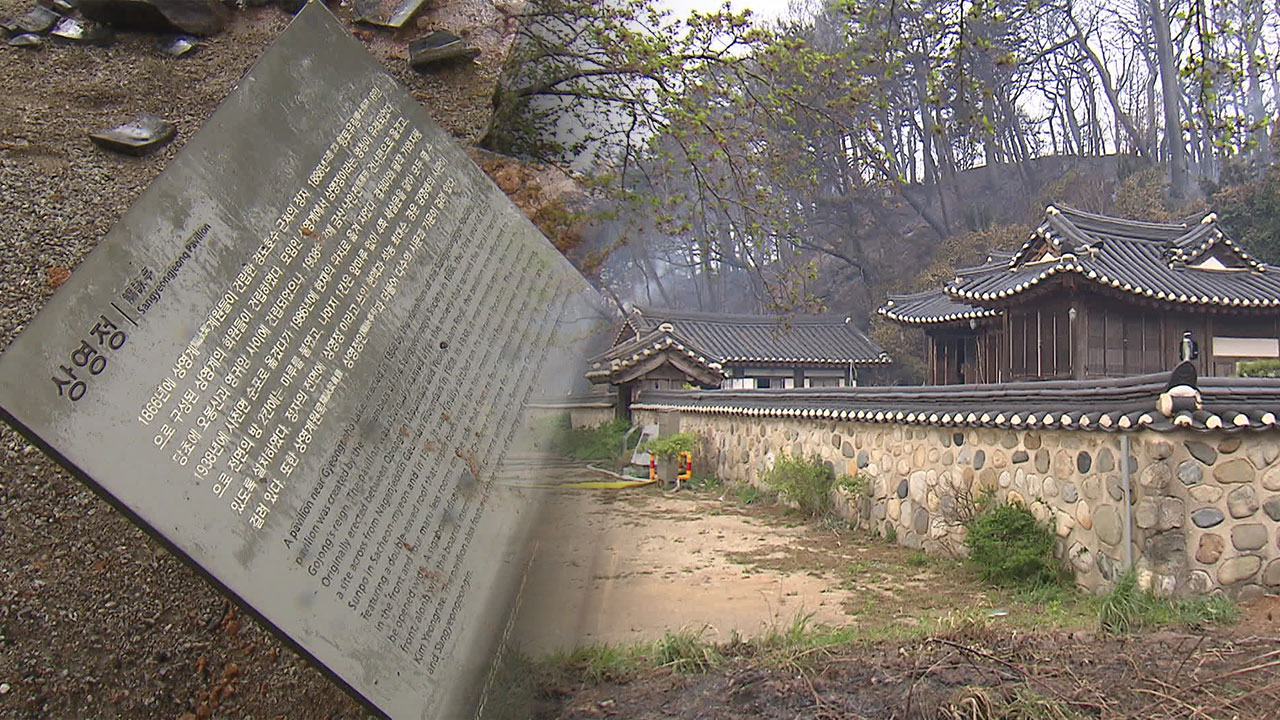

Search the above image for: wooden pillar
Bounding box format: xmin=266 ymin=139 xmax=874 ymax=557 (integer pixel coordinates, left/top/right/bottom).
xmin=1071 ymin=300 xmax=1084 ymax=379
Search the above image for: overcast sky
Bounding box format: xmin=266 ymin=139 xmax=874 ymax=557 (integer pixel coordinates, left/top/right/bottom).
xmin=660 ymin=0 xmax=796 ymax=24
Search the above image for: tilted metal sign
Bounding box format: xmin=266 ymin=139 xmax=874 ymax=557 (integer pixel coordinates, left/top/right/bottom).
xmin=0 ymin=4 xmax=601 ymax=717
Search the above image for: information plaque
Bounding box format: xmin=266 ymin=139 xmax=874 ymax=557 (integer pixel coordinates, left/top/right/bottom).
xmin=0 ymin=4 xmax=602 ymax=717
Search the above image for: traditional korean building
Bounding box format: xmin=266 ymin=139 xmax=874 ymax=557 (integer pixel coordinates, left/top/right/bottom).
xmin=880 ymin=206 xmax=1280 ymax=384
xmin=587 ymin=306 xmax=891 ymax=417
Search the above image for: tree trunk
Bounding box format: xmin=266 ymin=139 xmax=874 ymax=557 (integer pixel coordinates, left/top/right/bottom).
xmin=1149 ymin=0 xmax=1190 ymax=198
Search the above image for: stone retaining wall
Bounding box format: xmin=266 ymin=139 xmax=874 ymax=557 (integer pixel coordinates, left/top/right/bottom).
xmin=636 ymin=409 xmax=1280 ymax=597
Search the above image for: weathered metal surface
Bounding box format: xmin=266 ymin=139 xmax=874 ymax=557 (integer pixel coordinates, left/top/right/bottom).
xmin=0 ymin=3 xmax=601 ymax=718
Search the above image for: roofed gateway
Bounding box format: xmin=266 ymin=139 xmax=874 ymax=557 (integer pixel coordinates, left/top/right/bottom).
xmin=589 ymin=306 xmax=891 ymax=417
xmin=880 ymin=206 xmax=1280 ymax=385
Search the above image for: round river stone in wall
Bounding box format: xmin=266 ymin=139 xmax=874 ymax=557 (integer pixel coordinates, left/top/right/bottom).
xmin=1159 ymin=498 xmax=1184 ymax=530
xmin=1042 ymin=477 xmax=1059 ymax=499
xmin=928 ymin=447 xmax=939 ymax=463
xmin=1215 ymin=459 xmax=1255 ymax=485
xmin=999 ymin=470 xmax=1011 ymax=488
xmin=1069 ymin=541 xmax=1093 ymax=572
xmin=1187 ymin=569 xmax=1213 ymax=594
xmin=842 ymin=441 xmax=855 ymax=458
xmin=1135 ymin=498 xmax=1159 ymax=529
xmin=1006 ymin=490 xmax=1025 ymax=506
xmin=1185 ymin=440 xmax=1218 ymax=465
xmin=1264 ymin=559 xmax=1280 ymax=587
xmin=913 ymin=507 xmax=929 ymax=534
xmin=1150 ymin=441 xmax=1173 ymax=460
xmin=1076 ymin=501 xmax=1093 ymax=529
xmin=909 ymin=471 xmax=927 ymax=503
xmin=1001 ymin=434 xmax=1018 ymax=449
xmin=1012 ymin=450 xmax=1029 ymax=464
xmin=857 ymin=450 xmax=869 ymax=468
xmin=1096 ymin=447 xmax=1115 ymax=473
xmin=1034 ymin=449 xmax=1050 ymax=474
xmin=942 ymin=450 xmax=954 ymax=466
xmin=1053 ymin=450 xmax=1073 ymax=480
xmin=1218 ymin=555 xmax=1262 ymax=585
xmin=1105 ymin=475 xmax=1135 ymax=504
xmin=1081 ymin=475 xmax=1101 ymax=501
xmin=1027 ymin=474 xmax=1043 ymax=497
xmin=1189 ymin=484 xmax=1223 ymax=503
xmin=897 ymin=479 xmax=909 ymax=499
xmin=1140 ymin=461 xmax=1172 ymax=491
xmin=1061 ymin=482 xmax=1079 ymax=503
xmin=1077 ymin=451 xmax=1092 ymax=473
xmin=1228 ymin=485 xmax=1260 ymax=518
xmin=1177 ymin=461 xmax=1203 ymax=486
xmin=1264 ymin=466 xmax=1280 ymax=492
xmin=1095 ymin=505 xmax=1123 ymax=546
xmin=1232 ymin=524 xmax=1268 ymax=551
xmin=1196 ymin=533 xmax=1225 ymax=564
xmin=1024 ymin=432 xmax=1041 ymax=450
xmin=1191 ymin=507 xmax=1225 ymax=528
xmin=1264 ymin=496 xmax=1280 ymax=522
xmin=973 ymin=449 xmax=986 ymax=471
xmin=1218 ymin=437 xmax=1242 ymax=454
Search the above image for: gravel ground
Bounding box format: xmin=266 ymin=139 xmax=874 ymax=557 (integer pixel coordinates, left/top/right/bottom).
xmin=0 ymin=0 xmax=514 ymax=716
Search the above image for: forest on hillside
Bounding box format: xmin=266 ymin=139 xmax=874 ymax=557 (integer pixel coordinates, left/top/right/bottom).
xmin=482 ymin=0 xmax=1280 ymax=379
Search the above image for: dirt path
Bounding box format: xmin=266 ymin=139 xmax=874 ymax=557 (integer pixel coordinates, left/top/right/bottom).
xmin=509 ymin=472 xmax=1045 ymax=654
xmin=511 ymin=482 xmax=856 ymax=652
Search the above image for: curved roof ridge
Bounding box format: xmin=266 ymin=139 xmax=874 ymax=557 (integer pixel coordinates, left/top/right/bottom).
xmin=1054 ymin=204 xmax=1191 ymax=232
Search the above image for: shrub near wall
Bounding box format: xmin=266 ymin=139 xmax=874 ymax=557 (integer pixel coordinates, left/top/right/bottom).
xmin=636 ymin=410 xmax=1280 ymax=597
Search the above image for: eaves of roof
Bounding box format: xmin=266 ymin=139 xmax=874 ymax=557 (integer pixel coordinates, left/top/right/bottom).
xmin=630 ymin=372 xmax=1280 ymax=433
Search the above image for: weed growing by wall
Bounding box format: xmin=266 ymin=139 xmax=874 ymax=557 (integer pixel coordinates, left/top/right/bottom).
xmin=643 ymin=431 xmax=697 ymax=459
xmin=1098 ymin=571 xmax=1238 ymax=634
xmin=761 ymin=455 xmax=835 ymax=518
xmin=964 ymin=503 xmax=1064 ymax=587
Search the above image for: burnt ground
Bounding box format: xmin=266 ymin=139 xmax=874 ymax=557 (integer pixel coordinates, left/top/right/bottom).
xmin=533 ymin=623 xmax=1280 ymax=720
xmin=522 ymin=485 xmax=1280 ymax=719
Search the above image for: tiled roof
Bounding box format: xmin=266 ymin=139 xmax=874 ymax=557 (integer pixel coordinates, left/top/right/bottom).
xmin=585 ymin=327 xmax=726 ymax=383
xmin=621 ymin=306 xmax=891 ymax=365
xmin=878 ymin=289 xmax=1000 ymax=325
xmin=631 ymin=369 xmax=1280 ymax=433
xmin=946 ymin=206 xmax=1280 ymax=308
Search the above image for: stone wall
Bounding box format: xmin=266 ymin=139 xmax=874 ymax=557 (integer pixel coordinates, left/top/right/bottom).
xmin=637 ymin=409 xmax=1280 ymax=597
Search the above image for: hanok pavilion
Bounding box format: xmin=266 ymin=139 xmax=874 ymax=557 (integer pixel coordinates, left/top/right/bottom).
xmin=587 ymin=306 xmax=891 ymax=416
xmin=880 ymin=206 xmax=1280 ymax=385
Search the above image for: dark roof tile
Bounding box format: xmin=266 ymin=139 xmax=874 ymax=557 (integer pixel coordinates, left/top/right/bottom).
xmin=623 ymin=306 xmax=890 ymax=365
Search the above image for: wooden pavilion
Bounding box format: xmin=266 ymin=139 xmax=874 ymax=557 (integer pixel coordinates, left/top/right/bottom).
xmin=879 ymin=206 xmax=1280 ymax=384
xmin=587 ymin=306 xmax=891 ymax=417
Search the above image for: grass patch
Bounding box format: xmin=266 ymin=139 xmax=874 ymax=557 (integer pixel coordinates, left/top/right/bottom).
xmin=684 ymin=473 xmax=723 ymax=491
xmin=905 ymin=551 xmax=931 ymax=568
xmin=653 ymin=627 xmax=723 ymax=672
xmin=1098 ymin=571 xmax=1238 ymax=634
xmin=538 ymin=627 xmax=721 ymax=683
xmin=942 ymin=686 xmax=1086 ymax=720
xmin=733 ymin=484 xmax=774 ymax=505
